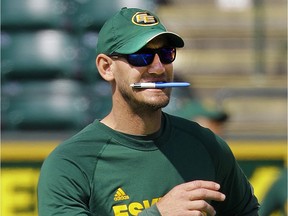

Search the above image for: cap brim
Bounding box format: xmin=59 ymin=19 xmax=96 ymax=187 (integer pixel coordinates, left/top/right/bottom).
xmin=115 ymin=30 xmax=184 ymax=54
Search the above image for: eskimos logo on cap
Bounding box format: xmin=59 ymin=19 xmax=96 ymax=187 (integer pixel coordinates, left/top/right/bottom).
xmin=131 ymin=12 xmax=159 ymax=26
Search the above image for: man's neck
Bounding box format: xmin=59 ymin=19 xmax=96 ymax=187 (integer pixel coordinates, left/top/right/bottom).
xmin=100 ymin=108 xmax=162 ymax=135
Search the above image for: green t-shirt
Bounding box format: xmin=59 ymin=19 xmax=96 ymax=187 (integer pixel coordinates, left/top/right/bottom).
xmin=38 ymin=113 xmax=259 ymax=216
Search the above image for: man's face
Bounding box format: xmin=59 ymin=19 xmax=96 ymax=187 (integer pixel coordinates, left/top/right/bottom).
xmin=111 ymin=37 xmax=174 ymax=113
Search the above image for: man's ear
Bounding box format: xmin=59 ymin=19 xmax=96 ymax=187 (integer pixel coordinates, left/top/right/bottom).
xmin=96 ymin=54 xmax=114 ymax=81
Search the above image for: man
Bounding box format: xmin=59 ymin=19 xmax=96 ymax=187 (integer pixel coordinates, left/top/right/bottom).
xmin=164 ymin=95 xmax=229 ymax=136
xmin=38 ymin=7 xmax=259 ymax=216
xmin=259 ymin=168 xmax=287 ymax=216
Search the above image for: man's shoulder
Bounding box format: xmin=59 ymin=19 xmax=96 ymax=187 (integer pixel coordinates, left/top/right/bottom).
xmin=164 ymin=112 xmax=232 ymax=156
xmin=48 ymin=120 xmax=110 ymax=159
xmin=164 ymin=112 xmax=213 ymax=136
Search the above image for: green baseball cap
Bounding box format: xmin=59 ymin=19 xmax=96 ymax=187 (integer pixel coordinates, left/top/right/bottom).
xmin=96 ymin=7 xmax=184 ymax=55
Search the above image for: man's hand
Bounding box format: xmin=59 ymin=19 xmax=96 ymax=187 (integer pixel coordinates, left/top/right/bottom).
xmin=156 ymin=180 xmax=226 ymax=216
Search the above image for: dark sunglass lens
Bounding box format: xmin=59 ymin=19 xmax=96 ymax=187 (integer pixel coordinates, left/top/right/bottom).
xmin=125 ymin=48 xmax=176 ymax=66
xmin=127 ymin=53 xmax=154 ymax=66
xmin=159 ymin=48 xmax=176 ymax=64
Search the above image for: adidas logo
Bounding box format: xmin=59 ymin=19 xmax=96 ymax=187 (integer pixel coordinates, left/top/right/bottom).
xmin=114 ymin=188 xmax=130 ymax=201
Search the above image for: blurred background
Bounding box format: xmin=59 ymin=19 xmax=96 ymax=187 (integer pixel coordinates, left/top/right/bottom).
xmin=1 ymin=0 xmax=287 ymax=215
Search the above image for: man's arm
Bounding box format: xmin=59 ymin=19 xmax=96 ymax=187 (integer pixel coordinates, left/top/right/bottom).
xmin=38 ymin=152 xmax=91 ymax=216
xmin=212 ymin=136 xmax=260 ymax=216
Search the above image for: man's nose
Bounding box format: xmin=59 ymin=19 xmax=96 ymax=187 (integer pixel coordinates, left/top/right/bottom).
xmin=148 ymin=54 xmax=165 ymax=74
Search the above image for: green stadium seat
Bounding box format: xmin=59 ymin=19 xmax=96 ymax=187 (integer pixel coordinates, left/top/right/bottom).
xmin=68 ymin=0 xmax=157 ymax=31
xmin=1 ymin=0 xmax=69 ymax=30
xmin=85 ymin=81 xmax=112 ymax=119
xmin=1 ymin=30 xmax=79 ymax=80
xmin=76 ymin=32 xmax=102 ymax=82
xmin=1 ymin=80 xmax=90 ymax=130
xmin=68 ymin=0 xmax=119 ymax=31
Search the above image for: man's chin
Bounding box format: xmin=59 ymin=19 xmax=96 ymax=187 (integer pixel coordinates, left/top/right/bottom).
xmin=144 ymin=99 xmax=170 ymax=111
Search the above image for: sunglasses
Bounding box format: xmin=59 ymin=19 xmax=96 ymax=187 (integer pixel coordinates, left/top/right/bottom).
xmin=110 ymin=47 xmax=176 ymax=67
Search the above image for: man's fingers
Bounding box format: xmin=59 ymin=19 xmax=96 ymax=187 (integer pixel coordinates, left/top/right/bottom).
xmin=188 ymin=200 xmax=216 ymax=216
xmin=182 ymin=180 xmax=221 ymax=191
xmin=188 ymin=188 xmax=226 ymax=201
xmin=190 ymin=211 xmax=209 ymax=216
xmin=156 ymin=180 xmax=226 ymax=216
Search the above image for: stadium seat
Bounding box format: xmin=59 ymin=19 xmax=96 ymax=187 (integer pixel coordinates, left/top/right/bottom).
xmin=68 ymin=0 xmax=120 ymax=31
xmin=1 ymin=0 xmax=69 ymax=30
xmin=68 ymin=0 xmax=156 ymax=31
xmin=85 ymin=81 xmax=112 ymax=119
xmin=1 ymin=30 xmax=79 ymax=80
xmin=1 ymin=80 xmax=91 ymax=130
xmin=76 ymin=32 xmax=103 ymax=82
